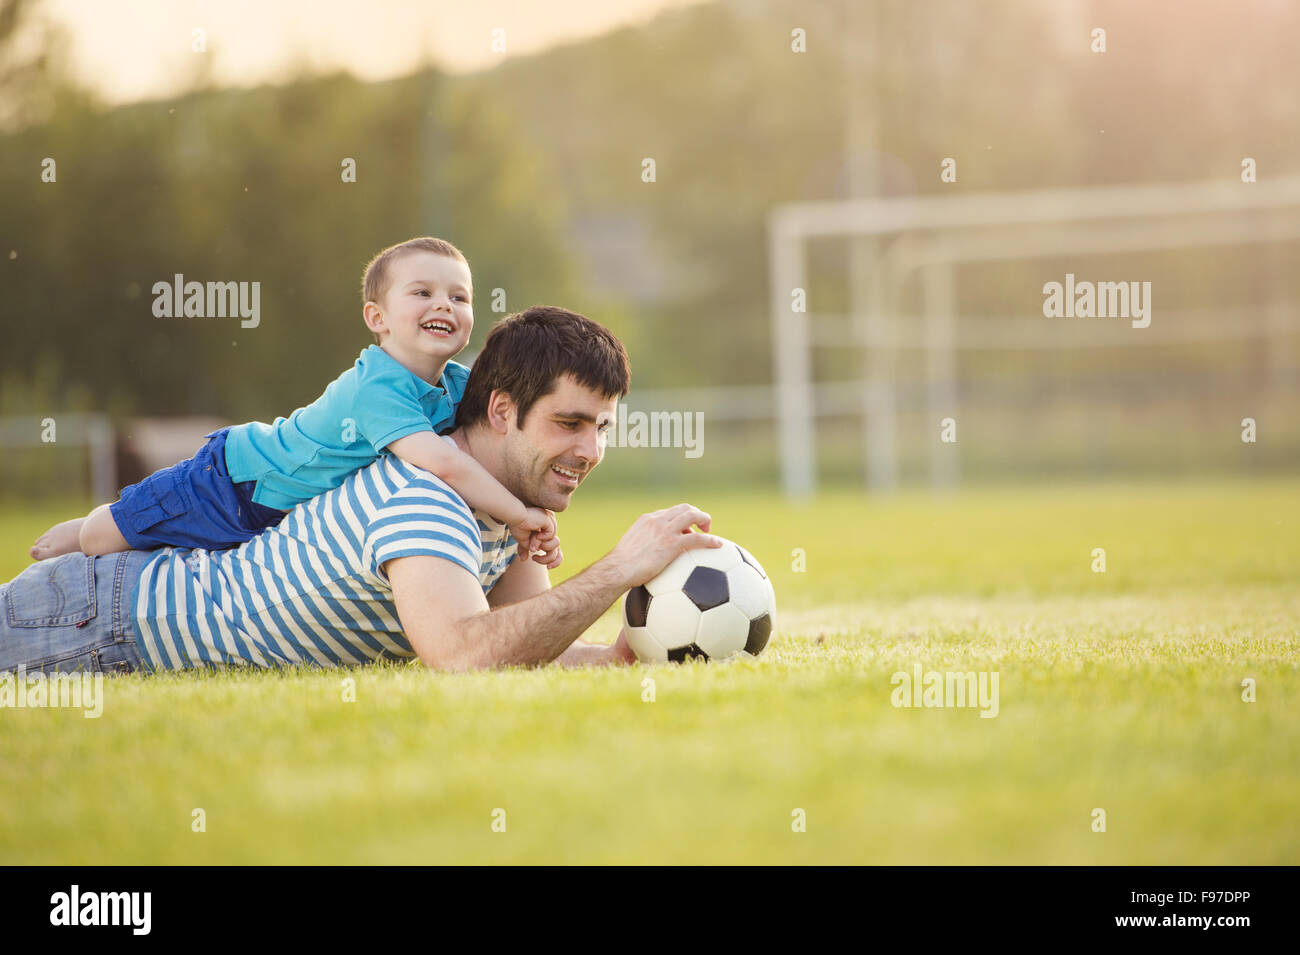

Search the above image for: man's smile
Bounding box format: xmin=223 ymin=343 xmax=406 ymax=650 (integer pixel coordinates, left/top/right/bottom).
xmin=550 ymin=462 xmax=585 ymax=487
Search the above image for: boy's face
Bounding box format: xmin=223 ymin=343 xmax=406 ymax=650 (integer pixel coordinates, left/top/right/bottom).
xmin=365 ymin=250 xmax=473 ymax=379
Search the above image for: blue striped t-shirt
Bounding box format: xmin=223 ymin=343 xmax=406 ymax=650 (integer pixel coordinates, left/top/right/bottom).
xmin=130 ymin=453 xmax=517 ymax=671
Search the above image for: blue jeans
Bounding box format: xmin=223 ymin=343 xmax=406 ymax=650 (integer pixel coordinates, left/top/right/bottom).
xmin=0 ymin=551 xmax=153 ymax=675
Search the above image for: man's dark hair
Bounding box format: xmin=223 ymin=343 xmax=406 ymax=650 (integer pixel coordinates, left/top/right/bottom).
xmin=456 ymin=306 xmax=631 ymax=430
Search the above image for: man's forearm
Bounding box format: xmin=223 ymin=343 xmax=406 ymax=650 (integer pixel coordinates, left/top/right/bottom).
xmin=455 ymin=556 xmax=628 ymax=669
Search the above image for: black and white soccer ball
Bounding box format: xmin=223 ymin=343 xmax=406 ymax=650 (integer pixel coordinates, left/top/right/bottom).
xmin=622 ymin=537 xmax=776 ymax=663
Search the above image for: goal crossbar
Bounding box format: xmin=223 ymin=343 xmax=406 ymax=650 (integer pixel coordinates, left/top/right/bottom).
xmin=769 ymin=176 xmax=1300 ymax=497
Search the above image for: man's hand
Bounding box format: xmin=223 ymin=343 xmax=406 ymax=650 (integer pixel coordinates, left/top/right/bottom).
xmin=605 ymin=503 xmax=724 ymax=590
xmin=555 ymin=629 xmax=637 ymax=667
xmin=609 ymin=627 xmax=637 ymax=664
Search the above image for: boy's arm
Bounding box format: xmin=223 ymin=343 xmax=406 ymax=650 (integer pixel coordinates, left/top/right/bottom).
xmin=386 ymin=430 xmax=528 ymax=526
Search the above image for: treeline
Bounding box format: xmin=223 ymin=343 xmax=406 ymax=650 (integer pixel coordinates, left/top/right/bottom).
xmin=2 ymin=0 xmax=1299 ymax=426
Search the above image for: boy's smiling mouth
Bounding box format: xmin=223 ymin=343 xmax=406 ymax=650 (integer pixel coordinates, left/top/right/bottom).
xmin=420 ymin=318 xmax=455 ymax=336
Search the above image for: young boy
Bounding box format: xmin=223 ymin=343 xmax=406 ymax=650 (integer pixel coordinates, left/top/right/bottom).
xmin=30 ymin=237 xmax=561 ymax=567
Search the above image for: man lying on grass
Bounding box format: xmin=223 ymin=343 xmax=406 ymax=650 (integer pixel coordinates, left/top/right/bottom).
xmin=0 ymin=306 xmax=722 ymax=675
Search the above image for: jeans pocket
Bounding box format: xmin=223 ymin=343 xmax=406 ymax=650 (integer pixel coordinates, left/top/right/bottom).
xmin=4 ymin=554 xmax=97 ymax=628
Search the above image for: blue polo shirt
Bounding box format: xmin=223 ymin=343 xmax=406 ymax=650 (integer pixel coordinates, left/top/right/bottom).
xmin=223 ymin=346 xmax=469 ymax=510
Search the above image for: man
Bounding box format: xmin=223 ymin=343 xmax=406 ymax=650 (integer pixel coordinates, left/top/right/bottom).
xmin=0 ymin=306 xmax=721 ymax=675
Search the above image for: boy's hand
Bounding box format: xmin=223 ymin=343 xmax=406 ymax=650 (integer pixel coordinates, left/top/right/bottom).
xmin=510 ymin=507 xmax=560 ymax=566
xmin=529 ymin=523 xmax=563 ymax=570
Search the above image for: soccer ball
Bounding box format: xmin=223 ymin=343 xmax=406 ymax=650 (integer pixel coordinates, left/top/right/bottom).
xmin=622 ymin=537 xmax=776 ymax=663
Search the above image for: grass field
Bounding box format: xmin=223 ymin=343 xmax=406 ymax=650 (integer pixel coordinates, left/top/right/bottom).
xmin=1 ymin=478 xmax=1297 ymax=864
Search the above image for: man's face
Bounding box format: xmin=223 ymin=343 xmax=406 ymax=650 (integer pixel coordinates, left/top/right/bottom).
xmin=371 ymin=251 xmax=474 ymax=378
xmin=499 ymin=375 xmax=617 ymax=512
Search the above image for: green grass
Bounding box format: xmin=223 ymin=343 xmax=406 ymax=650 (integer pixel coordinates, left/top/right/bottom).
xmin=1 ymin=478 xmax=1298 ymax=863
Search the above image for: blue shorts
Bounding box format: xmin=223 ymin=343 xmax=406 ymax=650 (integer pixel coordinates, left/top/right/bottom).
xmin=109 ymin=428 xmax=286 ymax=551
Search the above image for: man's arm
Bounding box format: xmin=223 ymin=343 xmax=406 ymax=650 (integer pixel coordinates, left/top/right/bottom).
xmin=386 ymin=555 xmax=489 ymax=670
xmin=387 ymin=550 xmax=631 ymax=670
xmin=485 ymin=543 xmax=550 ymax=609
xmin=485 ymin=553 xmax=628 ymax=667
xmin=385 ymin=504 xmax=721 ymax=671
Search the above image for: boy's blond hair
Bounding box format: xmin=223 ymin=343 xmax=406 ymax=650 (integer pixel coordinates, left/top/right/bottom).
xmin=362 ymin=237 xmax=469 ymax=344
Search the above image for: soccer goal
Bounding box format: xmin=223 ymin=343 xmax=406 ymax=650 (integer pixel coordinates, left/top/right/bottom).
xmin=768 ymin=175 xmax=1300 ymax=497
xmin=0 ymin=413 xmax=117 ymax=502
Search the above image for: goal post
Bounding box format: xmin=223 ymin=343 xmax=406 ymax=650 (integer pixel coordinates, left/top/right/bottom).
xmin=769 ymin=175 xmax=1300 ymax=498
xmin=0 ymin=413 xmax=116 ymax=502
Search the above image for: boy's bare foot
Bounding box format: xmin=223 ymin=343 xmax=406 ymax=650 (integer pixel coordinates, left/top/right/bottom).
xmin=30 ymin=518 xmax=86 ymax=561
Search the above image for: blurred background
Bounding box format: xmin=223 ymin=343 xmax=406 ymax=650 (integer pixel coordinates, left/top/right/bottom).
xmin=2 ymin=0 xmax=1298 ymax=501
